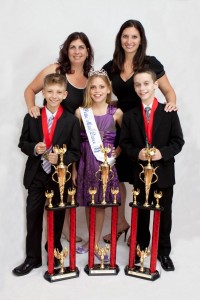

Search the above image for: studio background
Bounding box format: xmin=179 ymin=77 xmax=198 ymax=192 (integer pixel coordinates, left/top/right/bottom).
xmin=1 ymin=0 xmax=199 ymax=299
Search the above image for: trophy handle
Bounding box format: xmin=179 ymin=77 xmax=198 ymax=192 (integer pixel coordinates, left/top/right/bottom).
xmin=52 ymin=169 xmax=58 ymax=183
xmin=65 ymin=163 xmax=72 ymax=182
xmin=139 ymin=164 xmax=145 ymax=183
xmin=109 ymin=168 xmax=114 ymax=181
xmin=151 ymin=167 xmax=159 ymax=184
xmin=95 ymin=167 xmax=101 ymax=181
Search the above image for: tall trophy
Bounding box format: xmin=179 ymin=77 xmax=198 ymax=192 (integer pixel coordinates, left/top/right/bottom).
xmin=52 ymin=144 xmax=71 ymax=207
xmin=125 ymin=146 xmax=163 ymax=281
xmin=84 ymin=145 xmax=120 ymax=276
xmin=44 ymin=144 xmax=79 ymax=283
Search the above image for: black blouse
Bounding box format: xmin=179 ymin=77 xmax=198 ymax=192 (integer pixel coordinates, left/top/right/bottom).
xmin=103 ymin=56 xmax=165 ymax=113
xmin=61 ymin=80 xmax=85 ymax=114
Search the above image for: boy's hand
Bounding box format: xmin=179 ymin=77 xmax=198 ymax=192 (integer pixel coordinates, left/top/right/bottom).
xmin=151 ymin=149 xmax=162 ymax=161
xmin=138 ymin=148 xmax=148 ymax=161
xmin=35 ymin=142 xmax=46 ymax=154
xmin=48 ymin=153 xmax=58 ymax=165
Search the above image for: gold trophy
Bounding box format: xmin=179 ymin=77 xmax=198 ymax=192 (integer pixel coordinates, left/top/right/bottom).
xmin=95 ymin=243 xmax=110 ymax=269
xmin=54 ymin=247 xmax=68 ymax=274
xmin=68 ymin=187 xmax=76 ymax=206
xmin=154 ymin=190 xmax=163 ymax=209
xmin=89 ymin=187 xmax=97 ymax=205
xmin=52 ymin=144 xmax=71 ymax=207
xmin=139 ymin=146 xmax=158 ymax=207
xmin=136 ymin=245 xmax=151 ymax=273
xmin=111 ymin=187 xmax=119 ymax=204
xmin=45 ymin=190 xmax=54 ymax=208
xmin=132 ymin=188 xmax=140 ymax=206
xmin=95 ymin=145 xmax=114 ymax=205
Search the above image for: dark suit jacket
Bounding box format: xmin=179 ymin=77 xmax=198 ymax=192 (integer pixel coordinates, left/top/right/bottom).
xmin=18 ymin=109 xmax=81 ymax=189
xmin=119 ymin=102 xmax=184 ymax=188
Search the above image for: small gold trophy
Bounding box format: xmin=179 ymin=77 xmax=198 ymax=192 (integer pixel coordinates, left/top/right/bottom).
xmin=68 ymin=187 xmax=76 ymax=206
xmin=132 ymin=188 xmax=140 ymax=206
xmin=136 ymin=245 xmax=151 ymax=273
xmin=45 ymin=190 xmax=54 ymax=208
xmin=89 ymin=187 xmax=97 ymax=205
xmin=154 ymin=190 xmax=163 ymax=209
xmin=95 ymin=243 xmax=110 ymax=269
xmin=95 ymin=145 xmax=114 ymax=205
xmin=111 ymin=187 xmax=119 ymax=204
xmin=54 ymin=247 xmax=68 ymax=274
xmin=139 ymin=146 xmax=158 ymax=207
xmin=52 ymin=144 xmax=71 ymax=207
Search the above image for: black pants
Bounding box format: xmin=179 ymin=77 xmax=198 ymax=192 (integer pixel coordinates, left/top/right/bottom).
xmin=135 ymin=182 xmax=173 ymax=256
xmin=26 ymin=166 xmax=65 ymax=263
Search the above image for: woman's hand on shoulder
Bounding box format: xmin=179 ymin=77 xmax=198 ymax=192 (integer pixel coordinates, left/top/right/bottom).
xmin=164 ymin=102 xmax=178 ymax=112
xmin=29 ymin=105 xmax=41 ymax=118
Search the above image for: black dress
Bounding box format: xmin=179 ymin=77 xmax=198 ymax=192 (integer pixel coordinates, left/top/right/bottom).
xmin=61 ymin=79 xmax=85 ymax=114
xmin=103 ymin=56 xmax=165 ymax=182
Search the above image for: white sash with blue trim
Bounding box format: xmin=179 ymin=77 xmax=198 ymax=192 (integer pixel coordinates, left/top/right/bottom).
xmin=79 ymin=107 xmax=115 ymax=165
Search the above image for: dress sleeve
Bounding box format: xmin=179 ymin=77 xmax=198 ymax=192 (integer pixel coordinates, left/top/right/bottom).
xmin=102 ymin=60 xmax=113 ymax=80
xmin=148 ymin=56 xmax=165 ymax=79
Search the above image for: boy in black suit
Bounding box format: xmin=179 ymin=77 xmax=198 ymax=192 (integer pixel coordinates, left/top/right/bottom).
xmin=13 ymin=73 xmax=80 ymax=276
xmin=120 ymin=68 xmax=184 ymax=271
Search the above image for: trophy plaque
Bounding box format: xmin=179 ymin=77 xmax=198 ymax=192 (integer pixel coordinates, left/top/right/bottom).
xmin=125 ymin=146 xmax=163 ymax=281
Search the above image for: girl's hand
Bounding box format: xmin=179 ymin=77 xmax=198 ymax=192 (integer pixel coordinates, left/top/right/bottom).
xmin=72 ymin=167 xmax=78 ymax=186
xmin=112 ymin=146 xmax=121 ymax=158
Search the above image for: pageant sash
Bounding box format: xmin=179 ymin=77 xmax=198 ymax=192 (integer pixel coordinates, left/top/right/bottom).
xmin=79 ymin=107 xmax=115 ymax=166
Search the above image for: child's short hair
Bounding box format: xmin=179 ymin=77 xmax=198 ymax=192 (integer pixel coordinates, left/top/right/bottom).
xmin=43 ymin=73 xmax=67 ymax=89
xmin=133 ymin=68 xmax=157 ymax=82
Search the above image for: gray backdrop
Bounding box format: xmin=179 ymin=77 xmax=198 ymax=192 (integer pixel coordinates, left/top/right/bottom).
xmin=1 ymin=0 xmax=199 ymax=299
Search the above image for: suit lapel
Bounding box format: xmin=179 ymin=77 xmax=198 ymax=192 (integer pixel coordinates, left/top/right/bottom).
xmin=52 ymin=113 xmax=66 ymax=145
xmin=37 ymin=116 xmax=43 ymax=140
xmin=133 ymin=106 xmax=146 ymax=141
xmin=152 ymin=103 xmax=164 ymax=138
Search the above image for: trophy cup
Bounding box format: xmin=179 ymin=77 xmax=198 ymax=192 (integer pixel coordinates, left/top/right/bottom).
xmin=89 ymin=187 xmax=97 ymax=205
xmin=68 ymin=187 xmax=76 ymax=206
xmin=52 ymin=144 xmax=71 ymax=207
xmin=54 ymin=247 xmax=68 ymax=274
xmin=95 ymin=145 xmax=114 ymax=205
xmin=139 ymin=146 xmax=158 ymax=207
xmin=111 ymin=187 xmax=119 ymax=204
xmin=154 ymin=190 xmax=162 ymax=209
xmin=132 ymin=188 xmax=140 ymax=206
xmin=45 ymin=190 xmax=54 ymax=208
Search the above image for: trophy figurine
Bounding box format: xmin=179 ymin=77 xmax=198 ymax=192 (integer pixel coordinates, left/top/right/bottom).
xmin=54 ymin=247 xmax=68 ymax=274
xmin=132 ymin=188 xmax=140 ymax=206
xmin=68 ymin=187 xmax=76 ymax=206
xmin=139 ymin=146 xmax=158 ymax=207
xmin=52 ymin=144 xmax=71 ymax=207
xmin=95 ymin=145 xmax=114 ymax=205
xmin=154 ymin=190 xmax=163 ymax=209
xmin=45 ymin=190 xmax=54 ymax=208
xmin=89 ymin=187 xmax=97 ymax=205
xmin=95 ymin=243 xmax=110 ymax=269
xmin=137 ymin=245 xmax=151 ymax=273
xmin=111 ymin=187 xmax=119 ymax=204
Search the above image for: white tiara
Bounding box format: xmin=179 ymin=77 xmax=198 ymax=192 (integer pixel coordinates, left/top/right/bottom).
xmin=88 ymin=68 xmax=108 ymax=77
